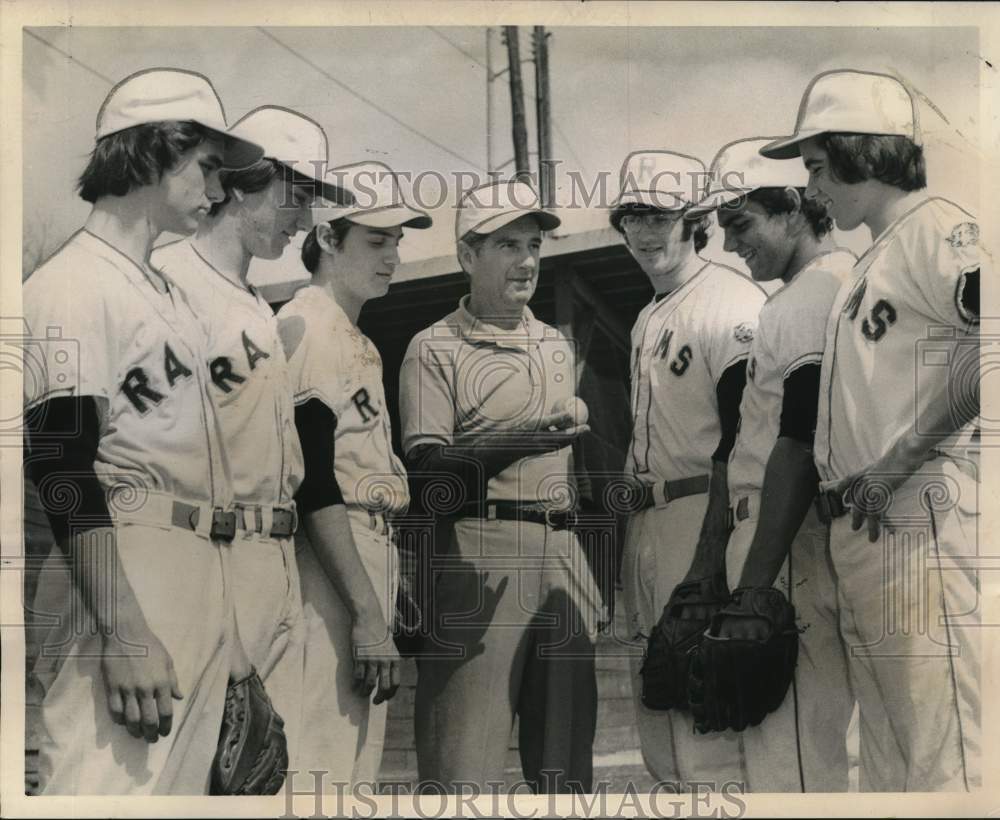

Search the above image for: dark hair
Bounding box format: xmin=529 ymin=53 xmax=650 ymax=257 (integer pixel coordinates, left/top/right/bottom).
xmin=210 ymin=160 xmax=319 ymax=217
xmin=745 ymin=187 xmax=832 ymax=238
xmin=609 ymin=202 xmax=709 ymax=253
xmin=301 ymin=217 xmax=354 ymax=274
xmin=816 ymin=133 xmax=926 ymax=191
xmin=77 ymin=121 xmax=210 ymax=203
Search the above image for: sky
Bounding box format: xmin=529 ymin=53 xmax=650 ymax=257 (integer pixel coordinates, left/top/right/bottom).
xmin=21 ymin=24 xmax=985 ymax=285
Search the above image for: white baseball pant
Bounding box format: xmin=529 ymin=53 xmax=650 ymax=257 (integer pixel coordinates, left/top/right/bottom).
xmin=724 ymin=496 xmax=854 ymax=791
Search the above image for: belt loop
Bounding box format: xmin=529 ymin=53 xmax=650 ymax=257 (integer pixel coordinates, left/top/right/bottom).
xmin=487 ymin=503 xmax=498 ymax=521
xmin=651 ymin=482 xmax=668 ymax=508
xmin=258 ymin=504 xmax=271 ymax=536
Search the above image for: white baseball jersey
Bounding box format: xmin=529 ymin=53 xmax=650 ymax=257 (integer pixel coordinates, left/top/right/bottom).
xmin=815 ymin=198 xmax=981 ymax=483
xmin=727 ymin=249 xmax=857 ymax=500
xmin=399 ymin=296 xmax=577 ymax=506
xmin=278 ymin=285 xmax=409 ymax=513
xmin=23 ymin=230 xmax=229 ymax=506
xmin=629 ymin=256 xmax=766 ymax=483
xmin=151 ymin=239 xmax=303 ymax=506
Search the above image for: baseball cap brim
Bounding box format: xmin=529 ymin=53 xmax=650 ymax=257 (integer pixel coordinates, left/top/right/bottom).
xmin=759 ymin=129 xmax=826 ymax=160
xmin=282 ymin=165 xmax=354 ymax=206
xmin=465 ymin=208 xmax=561 ymax=237
xmin=203 ymin=126 xmax=265 ymax=170
xmin=349 ymin=205 xmax=432 ymax=229
xmin=685 ymin=187 xmax=752 ymax=218
xmin=611 ymin=190 xmax=689 ymax=211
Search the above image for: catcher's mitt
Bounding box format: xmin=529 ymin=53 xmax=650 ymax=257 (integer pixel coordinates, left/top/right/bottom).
xmin=640 ymin=573 xmax=730 ymax=711
xmin=688 ymin=586 xmax=799 ymax=734
xmin=210 ymin=667 xmax=289 ymax=795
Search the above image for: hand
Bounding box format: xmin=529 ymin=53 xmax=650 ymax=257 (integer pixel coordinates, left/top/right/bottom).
xmin=831 ymin=434 xmax=933 ymax=543
xmin=351 ymin=616 xmax=401 ymax=705
xmin=101 ymin=628 xmax=183 ymax=743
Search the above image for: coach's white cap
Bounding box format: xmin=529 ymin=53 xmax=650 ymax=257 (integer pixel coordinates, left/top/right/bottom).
xmin=612 ymin=151 xmax=707 ymax=211
xmin=760 ymin=70 xmax=918 ymax=159
xmin=228 ymin=106 xmax=353 ymax=204
xmin=456 ymin=179 xmax=560 ymax=240
xmin=95 ymin=68 xmax=263 ymax=168
xmin=313 ymin=162 xmax=431 ymax=228
xmin=687 ymin=138 xmax=809 ymax=217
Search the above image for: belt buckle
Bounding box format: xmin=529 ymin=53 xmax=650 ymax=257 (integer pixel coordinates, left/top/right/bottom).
xmin=210 ymin=508 xmax=236 ymax=542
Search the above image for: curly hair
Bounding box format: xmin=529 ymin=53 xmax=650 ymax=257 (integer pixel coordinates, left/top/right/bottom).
xmin=77 ymin=121 xmax=210 ymax=203
xmin=744 ymin=187 xmax=833 ymax=238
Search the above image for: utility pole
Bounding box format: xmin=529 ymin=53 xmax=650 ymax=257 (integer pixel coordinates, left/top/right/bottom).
xmin=503 ymin=26 xmax=530 ymax=180
xmin=533 ymin=26 xmax=554 ymax=206
xmin=485 ymin=27 xmax=494 ymax=173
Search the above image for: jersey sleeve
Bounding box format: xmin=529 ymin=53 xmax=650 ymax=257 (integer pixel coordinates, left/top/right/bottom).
xmin=773 ymin=264 xmax=850 ymax=379
xmin=22 ymin=263 xmax=115 ymax=410
xmin=705 ymin=275 xmax=765 ymax=383
xmin=399 ymin=329 xmax=456 ymax=455
xmin=278 ymin=309 xmax=350 ymax=413
xmin=902 ymin=204 xmax=982 ymax=328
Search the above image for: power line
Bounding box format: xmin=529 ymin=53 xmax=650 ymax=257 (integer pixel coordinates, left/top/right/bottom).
xmin=257 ymin=27 xmax=484 ymax=171
xmin=24 ymin=30 xmax=115 ymax=86
xmin=427 ymin=27 xmax=485 ymax=68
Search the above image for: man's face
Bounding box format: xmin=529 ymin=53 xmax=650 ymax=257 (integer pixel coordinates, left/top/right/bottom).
xmin=718 ymin=198 xmax=795 ymax=282
xmin=800 ymin=137 xmax=868 ymax=232
xmin=157 ymin=137 xmax=225 ymax=235
xmin=463 ymin=216 xmax=542 ymax=314
xmin=620 ymin=209 xmax=690 ymax=278
xmin=239 ymin=175 xmax=315 ymax=260
xmin=335 ymin=222 xmax=404 ymax=302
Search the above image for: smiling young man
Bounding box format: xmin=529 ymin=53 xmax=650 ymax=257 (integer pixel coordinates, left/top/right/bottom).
xmin=277 ymin=162 xmax=431 ymax=789
xmin=151 ymin=106 xmax=349 ymax=773
xmin=23 ymin=68 xmax=264 ymax=794
xmin=761 ymin=69 xmax=981 ymax=791
xmin=681 ymin=137 xmax=856 ymax=791
xmin=399 ymin=180 xmax=603 ymax=793
xmin=610 ymin=151 xmax=765 ymax=790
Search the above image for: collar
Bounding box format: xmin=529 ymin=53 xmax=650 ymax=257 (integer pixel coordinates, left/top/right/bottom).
xmin=452 ymin=295 xmax=547 ymax=350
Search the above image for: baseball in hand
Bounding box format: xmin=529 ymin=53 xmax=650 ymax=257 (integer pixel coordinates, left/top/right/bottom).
xmin=552 ymin=397 xmax=589 ymax=427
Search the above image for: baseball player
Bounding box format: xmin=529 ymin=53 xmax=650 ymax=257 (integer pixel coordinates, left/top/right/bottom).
xmin=22 ymin=69 xmax=264 ymax=794
xmin=399 ymin=180 xmax=603 ymax=793
xmin=277 ymin=162 xmax=430 ymax=788
xmin=150 ymin=106 xmax=349 ymax=770
xmin=761 ymin=69 xmax=981 ymax=790
xmin=683 ymin=138 xmax=856 ymax=791
xmin=612 ymin=151 xmax=766 ymax=788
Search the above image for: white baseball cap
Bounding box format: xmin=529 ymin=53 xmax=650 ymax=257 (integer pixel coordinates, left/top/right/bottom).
xmin=228 ymin=106 xmax=353 ymax=205
xmin=455 ymin=179 xmax=560 ymax=240
xmin=760 ymin=70 xmax=918 ymax=159
xmin=612 ymin=151 xmax=707 ymax=211
xmin=687 ymin=138 xmax=810 ymax=217
xmin=312 ymin=162 xmax=431 ymax=229
xmin=95 ymin=68 xmax=263 ymax=169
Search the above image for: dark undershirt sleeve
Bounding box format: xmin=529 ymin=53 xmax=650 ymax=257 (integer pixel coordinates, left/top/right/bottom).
xmin=711 ymin=360 xmax=748 ymax=462
xmin=959 ymin=269 xmax=979 ymax=321
xmin=293 ymin=398 xmax=345 ymax=514
xmin=406 ymin=442 xmax=489 ymax=512
xmin=779 ymin=363 xmax=822 ymax=446
xmin=25 ymin=396 xmax=112 ymax=541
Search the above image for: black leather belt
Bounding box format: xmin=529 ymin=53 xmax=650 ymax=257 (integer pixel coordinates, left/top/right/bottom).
xmin=633 ymin=474 xmax=710 ymax=512
xmin=815 ymin=490 xmax=849 ymax=524
xmin=454 ymin=501 xmax=579 ymax=531
xmin=170 ymin=502 xmax=237 ymax=542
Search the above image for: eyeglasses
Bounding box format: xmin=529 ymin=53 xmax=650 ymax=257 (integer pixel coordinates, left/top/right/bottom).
xmin=619 ymin=212 xmax=684 ymax=233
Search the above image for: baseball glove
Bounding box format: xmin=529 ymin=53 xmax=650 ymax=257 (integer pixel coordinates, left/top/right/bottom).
xmin=639 ymin=572 xmax=730 ymax=711
xmin=210 ymin=667 xmax=289 ymax=795
xmin=688 ymin=586 xmax=799 ymax=734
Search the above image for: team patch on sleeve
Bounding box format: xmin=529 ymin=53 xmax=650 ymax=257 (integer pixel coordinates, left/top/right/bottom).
xmin=947 ymin=222 xmax=979 ymax=249
xmin=733 ymin=322 xmax=755 ymax=343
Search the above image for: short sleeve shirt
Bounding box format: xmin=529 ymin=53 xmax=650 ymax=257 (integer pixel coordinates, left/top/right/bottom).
xmin=23 ymin=230 xmax=229 ymax=505
xmin=815 ymin=198 xmax=982 ymax=482
xmin=727 ymin=249 xmax=857 ymax=500
xmin=278 ymin=285 xmax=409 ymax=513
xmin=399 ymin=297 xmax=577 ymax=507
xmin=628 ymin=257 xmax=767 ymax=483
xmin=151 ymin=239 xmax=303 ymax=506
